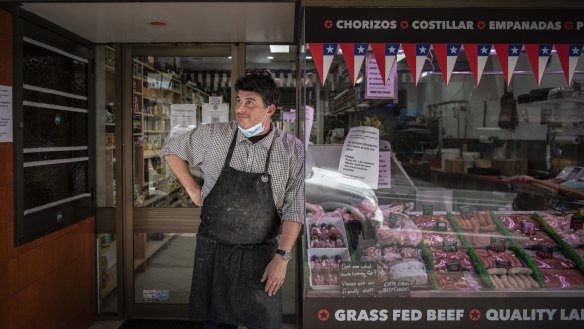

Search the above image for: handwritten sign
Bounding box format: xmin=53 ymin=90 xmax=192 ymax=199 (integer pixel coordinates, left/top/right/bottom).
xmin=435 ymin=221 xmax=447 ymax=232
xmin=379 ymin=280 xmax=410 ymax=297
xmin=365 ymin=53 xmax=397 ymax=99
xmin=537 ymin=244 xmax=554 ymax=259
xmin=459 ymin=205 xmax=473 ymax=220
xmin=423 ymin=204 xmax=434 ymax=216
xmin=378 ymin=150 xmax=392 ymax=188
xmin=339 ymin=262 xmax=378 ymax=297
xmin=570 ymin=214 xmax=584 ymax=230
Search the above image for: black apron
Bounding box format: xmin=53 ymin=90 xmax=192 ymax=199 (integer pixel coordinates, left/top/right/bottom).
xmin=189 ymin=130 xmax=282 ymax=329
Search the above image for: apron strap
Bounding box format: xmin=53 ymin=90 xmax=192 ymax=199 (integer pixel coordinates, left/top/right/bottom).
xmin=222 ymin=129 xmax=239 ymax=169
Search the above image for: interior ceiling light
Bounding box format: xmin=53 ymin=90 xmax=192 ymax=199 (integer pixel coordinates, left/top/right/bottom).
xmin=270 ymin=45 xmax=290 ymax=53
xmin=267 ymin=56 xmax=274 ymax=60
xmin=149 ymin=21 xmax=167 ymax=26
xmin=306 ymin=56 xmax=313 ymax=60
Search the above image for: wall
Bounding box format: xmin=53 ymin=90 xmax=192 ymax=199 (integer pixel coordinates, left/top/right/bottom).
xmin=0 ymin=9 xmax=96 ymax=329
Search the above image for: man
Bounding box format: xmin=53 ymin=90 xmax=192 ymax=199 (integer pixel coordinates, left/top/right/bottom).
xmin=161 ymin=74 xmax=304 ymax=329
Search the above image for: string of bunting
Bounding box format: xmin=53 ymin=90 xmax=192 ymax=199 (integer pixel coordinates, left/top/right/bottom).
xmin=307 ymin=43 xmax=583 ymax=87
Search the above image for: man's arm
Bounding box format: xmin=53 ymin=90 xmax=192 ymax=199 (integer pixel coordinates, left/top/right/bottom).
xmin=164 ymin=154 xmax=202 ymax=206
xmin=261 ymin=220 xmax=302 ymax=296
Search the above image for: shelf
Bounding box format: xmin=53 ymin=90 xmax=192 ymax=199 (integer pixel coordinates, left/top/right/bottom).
xmin=105 ymin=65 xmax=115 ymax=72
xmin=531 ymin=97 xmax=584 ymax=106
xmin=143 ymin=130 xmax=169 ymax=134
xmin=105 ymin=146 xmax=115 ymax=150
xmin=134 ymin=233 xmax=175 ymax=270
xmin=143 ymin=150 xmax=161 ymax=159
xmin=133 ymin=91 xmax=142 ymax=95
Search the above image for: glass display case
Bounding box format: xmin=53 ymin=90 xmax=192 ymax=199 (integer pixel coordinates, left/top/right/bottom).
xmin=301 ymin=7 xmax=584 ymax=329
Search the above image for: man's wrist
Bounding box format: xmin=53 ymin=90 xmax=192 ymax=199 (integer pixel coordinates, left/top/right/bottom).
xmin=276 ymin=249 xmax=292 ymax=262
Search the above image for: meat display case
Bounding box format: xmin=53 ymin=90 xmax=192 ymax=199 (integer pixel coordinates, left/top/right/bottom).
xmin=300 ymin=6 xmax=584 ymax=329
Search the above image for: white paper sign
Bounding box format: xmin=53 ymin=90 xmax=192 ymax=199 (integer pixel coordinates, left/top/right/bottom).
xmin=305 ymin=105 xmax=314 ymax=147
xmin=378 ymin=151 xmax=392 ymax=188
xmin=338 ymin=126 xmax=380 ymax=189
xmin=202 ymin=103 xmax=229 ymax=124
xmin=170 ymin=104 xmax=197 ymax=139
xmin=208 ymin=96 xmax=222 ymax=106
xmin=0 ymin=85 xmax=13 ymax=143
xmin=365 ymin=53 xmax=397 ymax=99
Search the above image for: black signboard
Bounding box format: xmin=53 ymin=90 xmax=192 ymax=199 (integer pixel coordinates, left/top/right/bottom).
xmin=339 ymin=262 xmax=378 ymax=297
xmin=570 ymin=214 xmax=584 ymax=230
xmin=305 ymin=7 xmax=584 ymax=43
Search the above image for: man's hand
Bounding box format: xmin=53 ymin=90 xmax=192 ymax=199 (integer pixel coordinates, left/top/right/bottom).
xmin=261 ymin=256 xmax=288 ymax=296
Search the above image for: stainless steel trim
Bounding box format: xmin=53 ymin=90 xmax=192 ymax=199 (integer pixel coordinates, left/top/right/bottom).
xmin=24 ymin=36 xmax=90 ymax=63
xmin=24 ymin=193 xmax=92 ymax=215
xmin=24 ymin=84 xmax=88 ymax=100
xmin=24 ymin=146 xmax=88 ymax=153
xmin=23 ymin=100 xmax=89 ymax=113
xmin=23 ymin=156 xmax=88 ymax=167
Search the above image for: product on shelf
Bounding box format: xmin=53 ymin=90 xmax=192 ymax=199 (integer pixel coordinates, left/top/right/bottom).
xmin=308 ymin=249 xmax=350 ymax=289
xmin=499 ymin=214 xmax=558 ymax=248
xmin=434 ymin=271 xmax=483 ymax=289
xmin=539 ymin=212 xmax=584 ymax=247
xmin=308 ymin=221 xmax=347 ymax=248
xmin=489 ymin=273 xmax=540 ymax=289
xmin=432 ymin=250 xmax=474 ymax=272
xmin=474 ymin=249 xmax=531 ymax=275
xmin=360 ymin=246 xmax=428 ymax=287
xmin=540 ymin=269 xmax=584 ymax=288
xmin=411 ymin=214 xmax=461 ymax=249
xmin=375 ymin=212 xmax=422 ymax=246
xmin=526 ymin=249 xmax=577 ymax=270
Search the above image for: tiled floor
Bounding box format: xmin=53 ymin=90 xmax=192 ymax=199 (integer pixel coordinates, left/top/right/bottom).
xmin=92 ymin=234 xmax=298 ymax=328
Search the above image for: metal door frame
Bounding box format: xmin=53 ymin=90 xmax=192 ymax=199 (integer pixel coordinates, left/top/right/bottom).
xmin=120 ymin=43 xmax=244 ymax=317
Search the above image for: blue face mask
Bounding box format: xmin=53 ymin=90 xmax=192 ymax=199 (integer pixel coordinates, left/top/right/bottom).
xmin=238 ymin=121 xmax=264 ymax=138
xmin=238 ymin=112 xmax=268 ymax=138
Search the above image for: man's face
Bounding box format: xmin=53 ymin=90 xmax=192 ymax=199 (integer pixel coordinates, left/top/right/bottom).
xmin=235 ymin=90 xmax=272 ymax=129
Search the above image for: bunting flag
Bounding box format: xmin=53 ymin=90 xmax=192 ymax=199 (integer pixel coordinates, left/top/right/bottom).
xmin=555 ymin=44 xmax=583 ymax=85
xmin=525 ymin=44 xmax=553 ymax=85
xmin=463 ymin=44 xmax=492 ymax=86
xmin=340 ymin=43 xmax=369 ymax=85
xmin=370 ymin=43 xmax=399 ymax=85
xmin=308 ymin=43 xmax=338 ymax=85
xmin=433 ymin=43 xmax=462 ymax=85
xmin=494 ymin=44 xmax=523 ymax=86
xmin=402 ymin=43 xmax=431 ymax=85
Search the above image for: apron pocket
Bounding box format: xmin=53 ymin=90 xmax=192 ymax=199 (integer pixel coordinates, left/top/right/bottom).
xmin=240 ymin=245 xmax=276 ymax=289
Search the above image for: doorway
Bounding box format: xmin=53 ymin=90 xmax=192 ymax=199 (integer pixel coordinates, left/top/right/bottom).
xmin=96 ymin=44 xmax=240 ymax=318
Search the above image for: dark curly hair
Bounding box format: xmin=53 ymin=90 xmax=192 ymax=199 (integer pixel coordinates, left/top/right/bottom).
xmin=235 ymin=74 xmax=280 ymax=107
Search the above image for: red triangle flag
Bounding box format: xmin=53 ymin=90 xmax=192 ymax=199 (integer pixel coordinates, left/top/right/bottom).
xmin=371 ymin=43 xmax=399 ymax=85
xmin=525 ymin=44 xmax=553 ymax=85
xmin=402 ymin=43 xmax=431 ymax=85
xmin=555 ymin=44 xmax=583 ymax=85
xmin=494 ymin=44 xmax=523 ymax=86
xmin=433 ymin=44 xmax=462 ymax=85
xmin=307 ymin=43 xmax=338 ymax=86
xmin=463 ymin=44 xmax=492 ymax=86
xmin=340 ymin=43 xmax=369 ymax=85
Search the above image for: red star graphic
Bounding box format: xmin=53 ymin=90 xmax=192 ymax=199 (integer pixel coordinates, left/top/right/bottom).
xmin=470 ymin=309 xmax=481 ymax=321
xmin=318 ymin=309 xmax=330 ymax=321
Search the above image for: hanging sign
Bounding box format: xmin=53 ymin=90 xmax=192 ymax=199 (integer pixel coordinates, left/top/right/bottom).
xmin=305 ymin=105 xmax=314 ymax=147
xmin=305 ymin=7 xmax=584 ymax=44
xmin=338 ymin=126 xmax=380 ymax=189
xmin=365 ymin=53 xmax=396 ymax=99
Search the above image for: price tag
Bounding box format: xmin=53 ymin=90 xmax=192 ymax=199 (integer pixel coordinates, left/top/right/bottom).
xmin=388 ymin=213 xmax=401 ymax=228
xmin=423 ymin=204 xmax=434 ymax=216
xmin=520 ymin=220 xmax=536 ymax=235
xmin=435 ymin=221 xmax=448 ymax=232
xmin=490 ymin=237 xmax=506 ymax=252
xmin=570 ymin=215 xmax=584 ymax=230
xmin=496 ymin=259 xmax=512 ymax=269
xmin=443 ymin=240 xmax=458 ymax=252
xmin=446 ymin=261 xmax=463 ymax=272
xmin=537 ymin=244 xmax=554 ymax=259
xmin=459 ymin=205 xmax=472 ymax=220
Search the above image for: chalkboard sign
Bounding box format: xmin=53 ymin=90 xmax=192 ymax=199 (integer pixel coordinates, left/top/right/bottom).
xmin=537 ymin=244 xmax=554 ymax=259
xmin=443 ymin=240 xmax=458 ymax=252
xmin=339 ymin=262 xmax=378 ymax=297
xmin=436 ymin=221 xmax=447 ymax=232
xmin=571 ymin=214 xmax=584 ymax=230
xmin=446 ymin=261 xmax=463 ymax=272
xmin=423 ymin=204 xmax=433 ymax=216
xmin=490 ymin=237 xmax=506 ymax=252
xmin=459 ymin=205 xmax=473 ymax=220
xmin=379 ymin=280 xmax=411 ymax=297
xmin=388 ymin=213 xmax=401 ymax=228
xmin=496 ymin=259 xmax=512 ymax=269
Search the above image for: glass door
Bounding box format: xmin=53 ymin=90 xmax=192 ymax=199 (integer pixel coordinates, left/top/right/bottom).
xmin=122 ymin=45 xmax=239 ymax=317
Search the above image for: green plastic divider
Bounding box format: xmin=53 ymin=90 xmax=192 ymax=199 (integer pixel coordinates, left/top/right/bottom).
xmin=531 ymin=212 xmax=584 ymax=275
xmin=489 ymin=212 xmax=546 ymax=288
xmin=419 ymin=242 xmax=439 ymax=290
xmin=446 ymin=212 xmax=494 ymax=289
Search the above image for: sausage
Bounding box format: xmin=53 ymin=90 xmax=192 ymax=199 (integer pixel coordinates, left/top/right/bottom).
xmin=485 ymin=211 xmax=494 ymax=226
xmin=491 ymin=275 xmax=503 ymax=289
xmin=512 ymin=275 xmax=526 ymax=288
xmin=499 ymin=274 xmax=513 ymax=288
xmin=517 ymin=274 xmax=532 ymax=288
xmin=527 ymin=275 xmax=540 ymax=288
xmin=477 ymin=212 xmax=487 ymax=226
